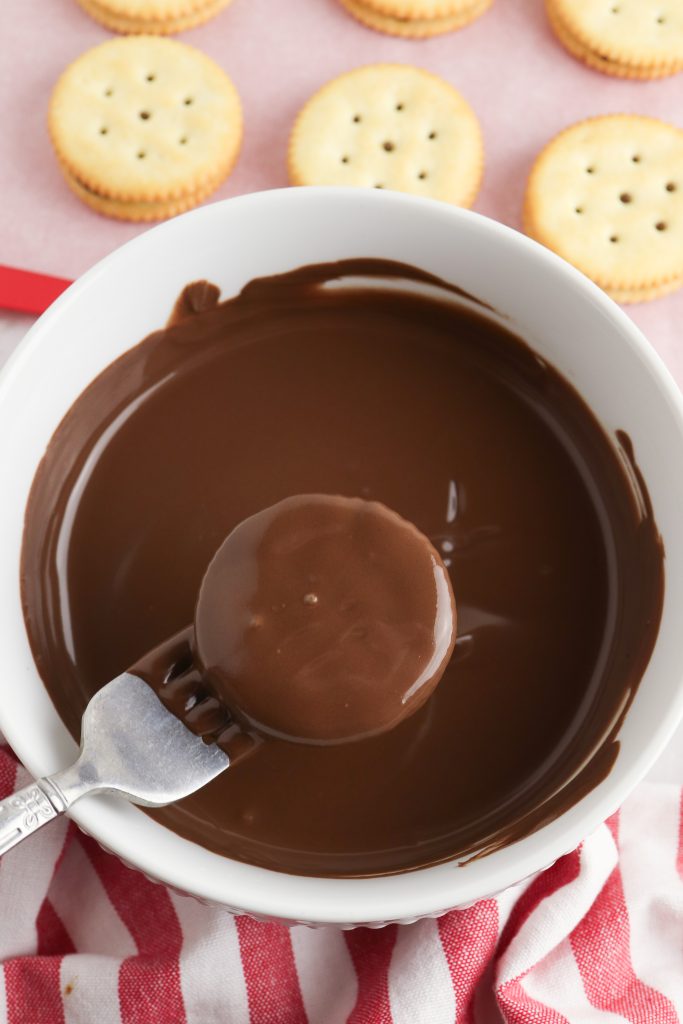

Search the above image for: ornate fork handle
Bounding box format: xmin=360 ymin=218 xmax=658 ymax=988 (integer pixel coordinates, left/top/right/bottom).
xmin=0 ymin=673 xmax=230 ymax=859
xmin=0 ymin=779 xmax=68 ymax=856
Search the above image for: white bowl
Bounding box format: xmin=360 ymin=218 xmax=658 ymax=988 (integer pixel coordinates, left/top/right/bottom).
xmin=2 ymin=188 xmax=683 ymax=927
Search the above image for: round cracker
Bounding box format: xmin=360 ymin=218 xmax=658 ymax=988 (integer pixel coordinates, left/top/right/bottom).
xmin=76 ymin=0 xmax=232 ymax=34
xmin=338 ymin=0 xmax=491 ymax=37
xmin=546 ymin=2 xmax=681 ymax=79
xmin=524 ymin=115 xmax=683 ymax=296
xmin=547 ymin=0 xmax=683 ymax=76
xmin=355 ymin=0 xmax=486 ymax=19
xmin=288 ymin=64 xmax=483 ymax=208
xmin=48 ymin=37 xmax=242 ymax=203
xmin=83 ymin=0 xmax=222 ymax=18
xmin=525 ymin=200 xmax=682 ymax=302
xmin=606 ymin=278 xmax=682 ymax=303
xmin=60 ymin=164 xmax=223 ymax=221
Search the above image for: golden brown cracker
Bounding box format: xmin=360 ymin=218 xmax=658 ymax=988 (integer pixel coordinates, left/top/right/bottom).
xmin=524 ymin=115 xmax=683 ymax=301
xmin=288 ymin=64 xmax=483 ymax=208
xmin=338 ymin=0 xmax=491 ymax=37
xmin=76 ymin=0 xmax=232 ymax=34
xmin=606 ymin=279 xmax=683 ymax=303
xmin=357 ymin=0 xmax=488 ymax=19
xmin=48 ymin=37 xmax=242 ymax=204
xmin=83 ymin=0 xmax=222 ymax=19
xmin=547 ymin=0 xmax=683 ymax=78
xmin=60 ymin=163 xmax=223 ymax=220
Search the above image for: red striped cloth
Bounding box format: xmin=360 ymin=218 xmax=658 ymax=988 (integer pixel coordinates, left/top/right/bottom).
xmin=1 ymin=741 xmax=681 ymax=1024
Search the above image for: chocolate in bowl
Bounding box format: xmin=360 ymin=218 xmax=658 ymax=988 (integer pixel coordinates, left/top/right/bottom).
xmin=20 ymin=258 xmax=663 ymax=878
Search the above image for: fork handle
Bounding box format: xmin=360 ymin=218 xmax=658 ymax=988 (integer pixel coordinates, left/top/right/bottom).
xmin=0 ymin=779 xmax=65 ymax=856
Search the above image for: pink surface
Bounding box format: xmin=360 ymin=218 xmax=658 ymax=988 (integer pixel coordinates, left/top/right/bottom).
xmin=2 ymin=0 xmax=682 ymax=384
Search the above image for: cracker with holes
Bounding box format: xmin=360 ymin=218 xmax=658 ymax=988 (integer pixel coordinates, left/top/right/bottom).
xmin=524 ymin=116 xmax=683 ymax=303
xmin=288 ymin=65 xmax=483 ymax=207
xmin=338 ymin=0 xmax=493 ymax=38
xmin=48 ymin=37 xmax=242 ymax=222
xmin=76 ymin=0 xmax=233 ymax=35
xmin=546 ymin=0 xmax=683 ymax=79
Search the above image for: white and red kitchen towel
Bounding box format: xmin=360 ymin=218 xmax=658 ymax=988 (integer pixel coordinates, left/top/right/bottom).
xmin=0 ymin=741 xmax=681 ymax=1024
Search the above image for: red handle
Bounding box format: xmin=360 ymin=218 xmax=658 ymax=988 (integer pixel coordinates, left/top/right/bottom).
xmin=0 ymin=265 xmax=72 ymax=315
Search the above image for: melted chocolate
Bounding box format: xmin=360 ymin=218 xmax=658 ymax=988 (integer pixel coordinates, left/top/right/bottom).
xmin=20 ymin=259 xmax=664 ymax=877
xmin=194 ymin=494 xmax=456 ymax=744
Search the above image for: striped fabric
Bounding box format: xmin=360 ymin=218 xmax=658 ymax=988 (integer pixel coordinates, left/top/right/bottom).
xmin=1 ymin=742 xmax=681 ymax=1024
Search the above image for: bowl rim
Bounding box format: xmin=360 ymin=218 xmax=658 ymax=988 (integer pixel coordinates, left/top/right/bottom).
xmin=2 ymin=186 xmax=683 ymax=926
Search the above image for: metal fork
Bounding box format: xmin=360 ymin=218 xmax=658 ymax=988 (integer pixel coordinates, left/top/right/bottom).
xmin=0 ymin=673 xmax=230 ymax=857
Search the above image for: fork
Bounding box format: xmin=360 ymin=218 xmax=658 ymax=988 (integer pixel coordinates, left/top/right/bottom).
xmin=0 ymin=672 xmax=229 ymax=856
